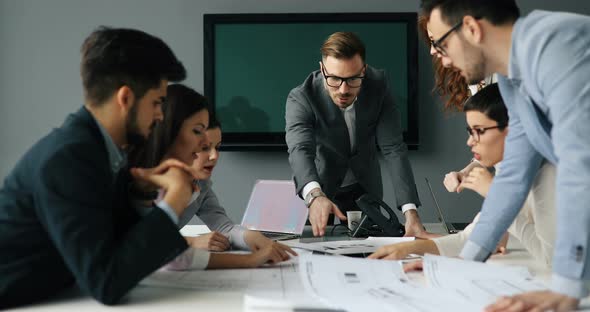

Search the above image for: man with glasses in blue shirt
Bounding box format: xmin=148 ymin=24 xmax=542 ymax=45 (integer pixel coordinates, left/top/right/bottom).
xmin=285 ymin=32 xmax=424 ymax=238
xmin=420 ymin=0 xmax=590 ymax=311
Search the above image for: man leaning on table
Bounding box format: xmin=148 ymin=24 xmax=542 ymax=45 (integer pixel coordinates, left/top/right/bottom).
xmin=285 ymin=32 xmax=425 ymax=238
xmin=420 ymin=0 xmax=590 ymax=311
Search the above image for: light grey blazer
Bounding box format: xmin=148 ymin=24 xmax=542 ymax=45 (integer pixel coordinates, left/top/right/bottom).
xmin=461 ymin=10 xmax=590 ymax=298
xmin=285 ymin=66 xmax=420 ymax=208
xmin=178 ymin=180 xmax=248 ymax=250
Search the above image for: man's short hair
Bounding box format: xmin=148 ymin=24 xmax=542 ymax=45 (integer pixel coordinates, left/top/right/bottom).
xmin=420 ymin=0 xmax=520 ymax=26
xmin=80 ymin=26 xmax=186 ymax=106
xmin=320 ymin=32 xmax=366 ymax=63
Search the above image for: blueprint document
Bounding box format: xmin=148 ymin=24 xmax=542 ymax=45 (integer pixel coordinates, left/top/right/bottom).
xmin=299 ymin=254 xmax=481 ymax=312
xmin=284 ymin=236 xmax=414 ymax=255
xmin=140 ymin=249 xmax=326 ymax=309
xmin=422 ymin=254 xmax=547 ymax=306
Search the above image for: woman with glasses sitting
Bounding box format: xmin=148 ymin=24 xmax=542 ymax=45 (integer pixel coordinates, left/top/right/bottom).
xmin=369 ymin=83 xmax=556 ymax=267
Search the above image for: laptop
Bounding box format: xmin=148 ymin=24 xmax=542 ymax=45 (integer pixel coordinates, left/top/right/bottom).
xmin=424 ymin=178 xmax=469 ymax=234
xmin=241 ymin=180 xmax=309 ymax=241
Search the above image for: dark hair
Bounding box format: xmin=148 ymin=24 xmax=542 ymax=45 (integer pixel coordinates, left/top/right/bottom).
xmin=417 ymin=15 xmax=469 ymax=111
xmin=320 ymin=32 xmax=366 ymax=63
xmin=81 ymin=26 xmax=186 ymax=106
xmin=130 ymin=84 xmax=209 ymax=168
xmin=420 ymin=0 xmax=520 ymax=26
xmin=463 ymin=83 xmax=508 ymax=128
xmin=208 ymin=116 xmax=222 ymax=130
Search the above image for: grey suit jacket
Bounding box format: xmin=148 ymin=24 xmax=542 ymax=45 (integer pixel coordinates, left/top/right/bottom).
xmin=285 ymin=66 xmax=420 ymax=208
xmin=177 ymin=180 xmax=249 ymax=250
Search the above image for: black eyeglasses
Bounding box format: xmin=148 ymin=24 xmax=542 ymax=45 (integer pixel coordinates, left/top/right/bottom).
xmin=320 ymin=62 xmax=366 ymax=88
xmin=431 ymin=20 xmax=463 ymax=56
xmin=466 ymin=125 xmax=505 ymax=142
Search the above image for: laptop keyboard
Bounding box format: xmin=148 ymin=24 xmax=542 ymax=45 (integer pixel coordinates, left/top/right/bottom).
xmin=259 ymin=231 xmax=300 ymax=241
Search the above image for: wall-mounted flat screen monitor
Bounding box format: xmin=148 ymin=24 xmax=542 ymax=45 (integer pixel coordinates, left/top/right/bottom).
xmin=204 ymin=13 xmax=418 ymax=150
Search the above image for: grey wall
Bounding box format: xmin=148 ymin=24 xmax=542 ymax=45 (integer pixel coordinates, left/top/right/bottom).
xmin=1 ymin=0 xmax=589 ymax=226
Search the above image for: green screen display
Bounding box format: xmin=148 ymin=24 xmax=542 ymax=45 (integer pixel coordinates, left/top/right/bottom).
xmin=204 ymin=14 xmax=418 ymax=149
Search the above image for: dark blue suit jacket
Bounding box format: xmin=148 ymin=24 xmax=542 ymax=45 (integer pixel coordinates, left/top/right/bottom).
xmin=0 ymin=107 xmax=188 ymax=308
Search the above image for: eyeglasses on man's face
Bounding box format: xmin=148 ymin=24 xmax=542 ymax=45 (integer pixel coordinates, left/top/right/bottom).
xmin=466 ymin=125 xmax=505 ymax=142
xmin=431 ymin=20 xmax=463 ymax=57
xmin=320 ymin=61 xmax=366 ymax=88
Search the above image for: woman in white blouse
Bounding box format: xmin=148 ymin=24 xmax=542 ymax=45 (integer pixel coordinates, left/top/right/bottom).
xmin=369 ymin=84 xmax=555 ymax=267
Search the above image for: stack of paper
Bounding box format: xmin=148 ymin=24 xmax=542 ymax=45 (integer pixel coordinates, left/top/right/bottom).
xmin=422 ymin=254 xmax=547 ymax=306
xmin=298 ymin=254 xmax=481 ymax=312
xmin=284 ymin=236 xmax=414 ymax=255
xmin=298 ymin=254 xmax=548 ymax=312
xmin=140 ymin=248 xmax=328 ymax=310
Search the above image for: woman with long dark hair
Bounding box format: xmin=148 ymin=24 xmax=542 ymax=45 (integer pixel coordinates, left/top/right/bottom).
xmin=131 ymin=84 xmax=295 ymax=270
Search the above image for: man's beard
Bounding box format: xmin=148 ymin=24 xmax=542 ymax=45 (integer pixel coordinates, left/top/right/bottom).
xmin=125 ymin=101 xmax=152 ymax=147
xmin=325 ymin=84 xmax=356 ymax=108
xmin=462 ymin=40 xmax=487 ymax=85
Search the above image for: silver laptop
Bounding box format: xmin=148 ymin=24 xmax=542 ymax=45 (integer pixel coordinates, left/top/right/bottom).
xmin=241 ymin=180 xmax=308 ymax=240
xmin=425 ymin=178 xmax=469 ymax=234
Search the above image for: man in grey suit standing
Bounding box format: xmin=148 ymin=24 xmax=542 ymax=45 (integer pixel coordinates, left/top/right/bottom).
xmin=285 ymin=32 xmax=425 ymax=237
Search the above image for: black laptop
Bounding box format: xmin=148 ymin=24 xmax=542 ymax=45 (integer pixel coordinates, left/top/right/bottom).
xmin=425 ymin=178 xmax=469 ymax=234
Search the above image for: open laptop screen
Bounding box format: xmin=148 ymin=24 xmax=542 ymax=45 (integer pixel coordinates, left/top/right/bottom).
xmin=241 ymin=180 xmax=308 ymax=234
xmin=425 ymin=178 xmax=469 ymax=233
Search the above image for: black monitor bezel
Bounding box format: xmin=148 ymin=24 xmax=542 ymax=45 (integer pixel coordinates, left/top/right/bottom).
xmin=204 ymin=12 xmax=419 ymax=151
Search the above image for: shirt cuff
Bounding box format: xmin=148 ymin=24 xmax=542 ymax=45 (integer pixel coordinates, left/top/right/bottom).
xmin=302 ymin=181 xmax=321 ymax=200
xmin=190 ymin=248 xmax=211 ymax=270
xmin=155 ymin=200 xmax=179 ymax=225
xmin=459 ymin=240 xmax=491 ymax=261
xmin=230 ymin=226 xmax=250 ymax=250
xmin=401 ymin=203 xmax=418 ymax=214
xmin=551 ymin=273 xmax=590 ymax=299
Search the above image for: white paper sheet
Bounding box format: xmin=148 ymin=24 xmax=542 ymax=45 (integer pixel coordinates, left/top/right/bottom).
xmin=422 ymin=254 xmax=547 ymax=305
xmin=284 ymin=236 xmax=414 ymax=255
xmin=140 ymin=248 xmax=326 ymax=309
xmin=243 ymin=294 xmax=336 ymax=312
xmin=298 ymin=254 xmax=481 ymax=312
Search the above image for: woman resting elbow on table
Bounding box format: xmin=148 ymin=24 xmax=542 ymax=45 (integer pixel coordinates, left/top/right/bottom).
xmin=131 ymin=84 xmax=295 ymax=270
xmin=369 ymin=84 xmax=555 ymax=267
xmin=177 ymin=117 xmax=280 ymax=256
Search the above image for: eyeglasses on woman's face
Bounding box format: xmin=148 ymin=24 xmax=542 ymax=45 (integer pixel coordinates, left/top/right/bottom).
xmin=466 ymin=125 xmax=505 ymax=142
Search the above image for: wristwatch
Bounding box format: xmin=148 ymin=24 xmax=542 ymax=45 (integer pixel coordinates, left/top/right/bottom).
xmin=304 ymin=189 xmax=326 ymax=208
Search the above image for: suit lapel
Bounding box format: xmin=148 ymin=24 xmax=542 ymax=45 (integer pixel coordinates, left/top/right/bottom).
xmin=353 ymin=92 xmax=367 ymax=155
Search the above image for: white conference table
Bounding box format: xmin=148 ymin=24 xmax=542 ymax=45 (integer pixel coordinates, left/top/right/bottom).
xmin=11 ymin=224 xmax=590 ymax=311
